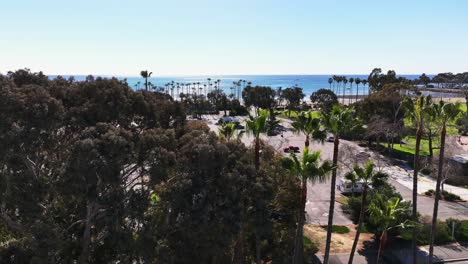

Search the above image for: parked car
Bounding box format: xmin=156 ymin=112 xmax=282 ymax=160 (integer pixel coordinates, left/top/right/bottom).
xmin=216 ymin=116 xmax=234 ymax=125
xmin=327 ymin=136 xmax=335 ymax=142
xmin=338 ymin=179 xmax=367 ymax=194
xmin=217 ymin=116 xmax=243 ymax=129
xmin=283 ymin=146 xmax=300 ymax=153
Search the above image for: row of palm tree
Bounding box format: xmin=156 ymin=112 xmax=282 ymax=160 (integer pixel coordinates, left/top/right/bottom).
xmin=403 ymin=95 xmax=462 ymax=263
xmin=427 ymin=102 xmax=461 ymax=262
xmin=218 ymin=92 xmax=461 ymax=263
xmin=240 ymin=106 xmax=361 ymax=264
xmin=286 ymin=107 xmax=398 ymax=263
xmin=138 ymin=72 xmax=251 ymax=101
xmin=161 ymin=79 xmax=222 ymax=99
xmin=328 ymin=76 xmax=369 ymax=104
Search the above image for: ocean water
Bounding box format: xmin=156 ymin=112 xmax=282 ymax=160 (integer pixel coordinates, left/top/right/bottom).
xmin=55 ymin=74 xmax=422 ymax=98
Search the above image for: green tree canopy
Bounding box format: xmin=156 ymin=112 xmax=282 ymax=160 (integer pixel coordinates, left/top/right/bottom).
xmin=310 ymin=88 xmax=338 ymax=113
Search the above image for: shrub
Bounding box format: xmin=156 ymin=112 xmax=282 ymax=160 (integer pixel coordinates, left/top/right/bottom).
xmin=320 ymin=225 xmax=350 ymax=234
xmin=456 ymin=115 xmax=468 ymax=136
xmin=341 ymin=196 xmax=361 ymax=223
xmin=341 ymin=182 xmax=405 ymax=225
xmin=424 ymin=189 xmax=462 ymax=202
xmin=424 ymin=189 xmax=435 ymax=196
xmin=229 ymin=101 xmax=249 ymax=116
xmin=457 ymin=221 xmax=468 ymax=242
xmin=303 ymin=236 xmax=319 ymax=257
xmin=420 ymin=167 xmax=432 ymax=175
xmin=442 ymin=191 xmax=462 ymax=201
xmin=332 ymin=225 xmax=350 ymax=234
xmin=360 ymin=224 xmax=372 ymax=234
xmin=401 ymin=217 xmax=453 ymax=245
xmin=446 ymin=218 xmax=468 ymax=242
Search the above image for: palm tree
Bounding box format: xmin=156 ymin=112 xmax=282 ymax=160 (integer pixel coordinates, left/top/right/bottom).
xmin=230 ymin=86 xmax=235 ymax=97
xmin=342 ymin=77 xmax=348 ymax=104
xmin=349 ymin=78 xmax=354 ymax=105
xmin=355 ymin=78 xmax=361 ymax=103
xmin=245 ymin=112 xmax=279 ymax=264
xmin=218 ymin=122 xmax=244 ymax=141
xmin=140 ymin=70 xmax=153 ymax=91
xmin=241 ymin=80 xmax=246 ymax=100
xmin=282 ymin=148 xmax=333 ymax=264
xmin=328 ymin=77 xmax=333 ymax=91
xmin=321 ymin=105 xmax=359 ymax=264
xmin=347 ymin=162 xmax=388 ymax=264
xmin=336 ymin=76 xmax=342 ymax=102
xmin=403 ymin=95 xmax=432 ymax=263
xmin=369 ymin=196 xmax=408 ymax=264
xmin=428 ymin=101 xmax=462 ymax=263
xmin=362 ymin=79 xmax=368 ymax=96
xmin=207 ymin=78 xmax=212 ymax=94
xmin=176 ymin=84 xmax=181 ymax=100
xmin=291 ymin=111 xmax=326 ymax=147
xmin=246 ymin=112 xmax=280 ymax=170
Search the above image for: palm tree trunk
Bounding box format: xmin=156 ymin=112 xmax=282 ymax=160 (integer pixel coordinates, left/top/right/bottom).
xmin=254 ymin=138 xmax=260 ymax=170
xmin=293 ymin=179 xmax=307 ymax=264
xmin=269 ymin=108 xmax=275 ymax=121
xmin=79 ymin=201 xmax=95 ymax=264
xmin=356 ymin=84 xmax=359 ymax=103
xmin=412 ymin=127 xmax=422 ymax=264
xmin=377 ymin=231 xmax=387 ymax=264
xmin=255 ymin=231 xmax=261 ymax=264
xmin=429 ymin=125 xmax=446 ymax=263
xmin=232 ymin=228 xmax=245 ymax=264
xmin=348 ymin=185 xmax=368 ymax=264
xmin=342 ymin=85 xmax=345 ymax=104
xmin=428 ymin=132 xmax=433 ymax=158
xmin=324 ymin=136 xmax=339 ymax=264
xmin=305 ymin=135 xmax=310 ymax=148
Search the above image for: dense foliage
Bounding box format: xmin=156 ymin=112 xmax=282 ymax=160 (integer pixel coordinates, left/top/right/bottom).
xmin=0 ymin=70 xmax=300 ymax=263
xmin=309 ymin=89 xmax=338 ymax=113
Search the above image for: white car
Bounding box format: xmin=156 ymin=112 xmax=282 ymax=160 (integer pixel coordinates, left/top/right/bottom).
xmin=338 ymin=179 xmax=368 ymax=194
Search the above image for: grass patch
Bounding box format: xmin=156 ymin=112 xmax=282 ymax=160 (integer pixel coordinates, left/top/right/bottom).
xmin=321 ymin=225 xmax=350 ymax=234
xmin=336 ymin=195 xmax=349 ymax=205
xmin=385 ymin=136 xmax=438 ymax=156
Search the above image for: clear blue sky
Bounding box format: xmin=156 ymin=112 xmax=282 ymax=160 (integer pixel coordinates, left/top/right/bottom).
xmin=1 ymin=0 xmax=467 ymax=76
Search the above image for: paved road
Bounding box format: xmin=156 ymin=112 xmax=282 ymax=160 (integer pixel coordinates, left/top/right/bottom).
xmin=391 ymin=179 xmax=468 ymax=220
xmin=306 ymin=180 xmax=353 ymax=225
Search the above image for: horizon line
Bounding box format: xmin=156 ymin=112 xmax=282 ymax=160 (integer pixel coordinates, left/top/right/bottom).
xmin=40 ymin=72 xmax=434 ymax=78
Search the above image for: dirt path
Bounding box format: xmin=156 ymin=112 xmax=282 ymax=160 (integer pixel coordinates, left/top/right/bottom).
xmin=304 ymin=225 xmax=374 ymax=254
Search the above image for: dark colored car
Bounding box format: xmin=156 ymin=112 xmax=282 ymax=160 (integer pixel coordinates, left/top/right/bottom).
xmin=283 ymin=146 xmax=300 ymax=153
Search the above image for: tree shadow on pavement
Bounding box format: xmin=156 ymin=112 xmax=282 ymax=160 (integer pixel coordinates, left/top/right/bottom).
xmin=357 ymin=239 xmax=378 ymax=263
